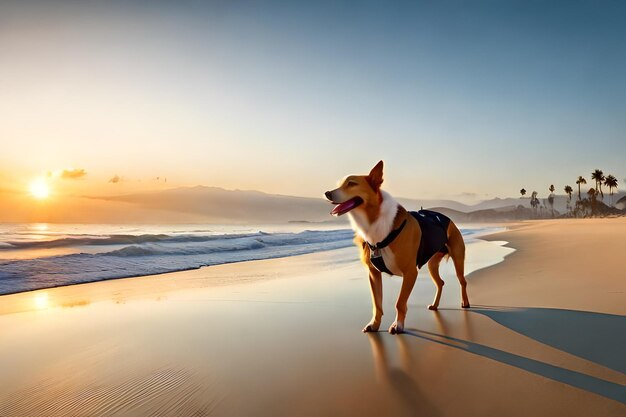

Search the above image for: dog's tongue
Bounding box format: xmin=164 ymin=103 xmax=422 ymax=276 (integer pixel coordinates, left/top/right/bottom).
xmin=331 ymin=197 xmax=362 ymax=216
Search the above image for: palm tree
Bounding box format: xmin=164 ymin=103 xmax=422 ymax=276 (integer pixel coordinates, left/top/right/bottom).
xmin=576 ymin=176 xmax=586 ymax=201
xmin=520 ymin=188 xmax=526 ymax=197
xmin=547 ymin=185 xmax=555 ymax=217
xmin=564 ymin=185 xmax=573 ymax=214
xmin=564 ymin=185 xmax=573 ymax=200
xmin=591 ymin=169 xmax=605 ymax=199
xmin=604 ymin=175 xmax=618 ymax=206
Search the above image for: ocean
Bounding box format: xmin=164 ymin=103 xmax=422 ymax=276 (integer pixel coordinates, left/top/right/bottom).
xmin=0 ymin=223 xmax=500 ymax=295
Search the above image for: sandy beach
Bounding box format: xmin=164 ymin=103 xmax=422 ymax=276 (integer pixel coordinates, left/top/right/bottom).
xmin=0 ymin=219 xmax=625 ymax=416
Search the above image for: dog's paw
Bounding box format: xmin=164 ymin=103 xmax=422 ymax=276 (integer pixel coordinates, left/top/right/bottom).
xmin=362 ymin=321 xmax=380 ymax=333
xmin=428 ymin=304 xmax=438 ymax=311
xmin=388 ymin=321 xmax=404 ymax=335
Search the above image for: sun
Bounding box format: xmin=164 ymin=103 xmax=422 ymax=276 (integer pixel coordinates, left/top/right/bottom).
xmin=29 ymin=178 xmax=50 ymax=200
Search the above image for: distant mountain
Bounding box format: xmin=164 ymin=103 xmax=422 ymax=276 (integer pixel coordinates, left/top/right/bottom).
xmin=94 ymin=186 xmax=506 ymax=223
xmin=397 ymin=198 xmax=474 ymax=212
xmin=93 ymin=186 xmax=338 ymax=223
xmin=87 ymin=187 xmax=451 ymax=223
xmin=471 ymin=192 xmax=626 ymax=214
xmin=430 ymin=206 xmax=542 ymax=223
xmin=84 ymin=186 xmax=625 ymax=224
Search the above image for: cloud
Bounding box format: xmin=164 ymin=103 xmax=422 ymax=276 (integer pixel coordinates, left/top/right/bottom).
xmin=61 ymin=168 xmax=86 ymax=179
xmin=109 ymin=175 xmax=121 ymax=184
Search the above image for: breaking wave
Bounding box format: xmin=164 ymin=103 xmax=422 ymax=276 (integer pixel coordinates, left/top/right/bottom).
xmin=0 ymin=229 xmax=354 ymax=295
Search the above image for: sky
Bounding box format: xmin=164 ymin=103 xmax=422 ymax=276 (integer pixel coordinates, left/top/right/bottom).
xmin=1 ymin=0 xmax=625 ymax=205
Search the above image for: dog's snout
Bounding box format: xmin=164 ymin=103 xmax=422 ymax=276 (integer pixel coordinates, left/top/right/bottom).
xmin=324 ymin=191 xmax=333 ymax=201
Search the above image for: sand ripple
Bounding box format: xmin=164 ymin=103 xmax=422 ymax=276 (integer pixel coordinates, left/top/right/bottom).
xmin=0 ymin=366 xmax=221 ymax=417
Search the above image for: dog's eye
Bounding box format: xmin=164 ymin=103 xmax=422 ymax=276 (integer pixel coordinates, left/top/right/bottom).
xmin=347 ymin=181 xmax=357 ymax=187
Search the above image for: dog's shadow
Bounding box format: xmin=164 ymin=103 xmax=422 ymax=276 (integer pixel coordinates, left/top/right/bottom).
xmin=401 ymin=306 xmax=626 ymax=404
xmin=470 ymin=306 xmax=626 ymax=374
xmin=367 ymin=333 xmax=440 ymax=417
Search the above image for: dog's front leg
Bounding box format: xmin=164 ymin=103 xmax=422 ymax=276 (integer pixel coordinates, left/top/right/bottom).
xmin=389 ymin=268 xmax=418 ymax=334
xmin=363 ymin=266 xmax=383 ymax=332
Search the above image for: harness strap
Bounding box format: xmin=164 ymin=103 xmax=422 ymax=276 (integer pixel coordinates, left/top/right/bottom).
xmin=368 ymin=218 xmax=407 ymax=275
xmin=370 ymin=255 xmax=391 ymax=275
xmin=367 ymin=219 xmax=407 ymax=250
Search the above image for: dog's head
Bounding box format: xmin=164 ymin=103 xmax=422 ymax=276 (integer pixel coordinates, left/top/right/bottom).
xmin=324 ymin=160 xmax=384 ymax=216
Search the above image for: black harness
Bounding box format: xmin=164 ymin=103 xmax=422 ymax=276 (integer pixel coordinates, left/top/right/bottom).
xmin=368 ymin=210 xmax=451 ymax=275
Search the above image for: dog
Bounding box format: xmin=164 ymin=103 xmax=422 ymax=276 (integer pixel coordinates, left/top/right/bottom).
xmin=324 ymin=161 xmax=470 ymax=334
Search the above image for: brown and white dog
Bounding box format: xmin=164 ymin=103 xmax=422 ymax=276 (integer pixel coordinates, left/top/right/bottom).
xmin=324 ymin=161 xmax=470 ymax=334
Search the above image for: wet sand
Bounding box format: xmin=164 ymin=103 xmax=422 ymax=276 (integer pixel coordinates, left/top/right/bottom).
xmin=0 ymin=219 xmax=624 ymax=416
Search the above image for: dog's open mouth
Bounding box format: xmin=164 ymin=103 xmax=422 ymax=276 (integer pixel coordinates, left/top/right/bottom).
xmin=330 ymin=196 xmax=363 ymax=216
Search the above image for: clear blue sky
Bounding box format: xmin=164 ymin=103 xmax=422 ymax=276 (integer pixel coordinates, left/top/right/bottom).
xmin=1 ymin=0 xmax=624 ymax=201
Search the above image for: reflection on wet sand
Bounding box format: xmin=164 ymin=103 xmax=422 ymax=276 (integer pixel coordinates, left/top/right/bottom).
xmin=367 ymin=333 xmax=440 ymax=417
xmin=430 ymin=308 xmax=478 ymax=347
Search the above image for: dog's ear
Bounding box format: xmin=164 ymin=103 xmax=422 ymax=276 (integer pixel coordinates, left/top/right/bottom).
xmin=367 ymin=160 xmax=384 ymax=191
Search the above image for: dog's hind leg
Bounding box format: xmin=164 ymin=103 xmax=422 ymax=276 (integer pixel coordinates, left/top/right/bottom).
xmin=447 ymin=224 xmax=470 ymax=308
xmin=427 ymin=252 xmax=445 ymax=310
xmin=450 ymin=247 xmax=470 ymax=308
